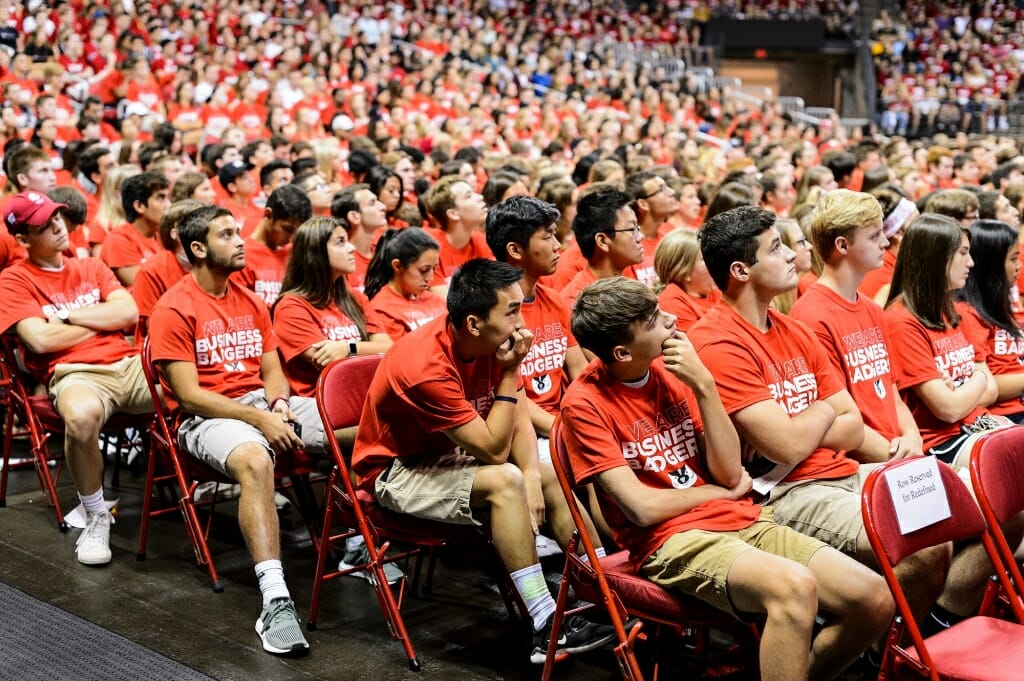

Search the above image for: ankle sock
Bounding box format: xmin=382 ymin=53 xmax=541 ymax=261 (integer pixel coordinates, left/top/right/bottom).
xmin=919 ymin=604 xmax=965 ymax=638
xmin=79 ymin=488 xmax=106 ymax=515
xmin=255 ymin=559 xmax=290 ymax=607
xmin=511 ymin=563 xmax=556 ymax=632
xmin=345 ymin=535 xmax=365 ymax=553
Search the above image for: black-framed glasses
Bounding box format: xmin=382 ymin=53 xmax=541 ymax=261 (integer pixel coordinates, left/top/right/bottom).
xmin=611 ymin=226 xmax=642 ymax=237
xmin=638 ymin=184 xmax=672 ymax=200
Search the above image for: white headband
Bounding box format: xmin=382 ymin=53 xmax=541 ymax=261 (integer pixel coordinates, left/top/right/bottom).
xmin=883 ymin=198 xmax=916 ymax=238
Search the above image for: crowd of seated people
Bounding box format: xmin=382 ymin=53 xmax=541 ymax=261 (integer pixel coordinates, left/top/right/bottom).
xmin=3 ymin=0 xmax=1024 ymax=677
xmin=872 ymin=0 xmax=1023 ymax=137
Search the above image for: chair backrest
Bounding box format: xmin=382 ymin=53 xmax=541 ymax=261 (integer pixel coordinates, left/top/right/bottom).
xmin=140 ymin=337 xmax=179 ymax=448
xmin=862 ymin=458 xmax=986 ymax=567
xmin=550 ymin=420 xmax=607 ymax=565
xmin=970 ymin=428 xmax=1024 ymax=524
xmin=316 ymin=355 xmax=382 ymax=431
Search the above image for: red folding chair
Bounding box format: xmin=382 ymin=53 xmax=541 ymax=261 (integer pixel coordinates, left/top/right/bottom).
xmin=309 ymin=355 xmax=524 ymax=671
xmin=969 ymin=428 xmax=1024 ymax=620
xmin=136 ymin=337 xmax=322 ymax=592
xmin=862 ymin=457 xmax=1024 ymax=681
xmin=0 ymin=334 xmax=151 ymax=531
xmin=542 ymin=421 xmax=758 ymax=681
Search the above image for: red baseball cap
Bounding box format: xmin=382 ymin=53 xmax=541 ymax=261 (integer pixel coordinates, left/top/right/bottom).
xmin=4 ymin=191 xmax=66 ymax=230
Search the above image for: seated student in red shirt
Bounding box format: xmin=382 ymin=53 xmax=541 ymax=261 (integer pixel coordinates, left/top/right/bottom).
xmin=132 ymin=199 xmax=202 ymax=339
xmin=653 ymin=228 xmax=720 ymax=332
xmin=624 ymin=170 xmax=679 ymax=288
xmin=858 ymin=187 xmax=917 ymax=306
xmin=958 ymin=219 xmax=1024 ymax=423
xmin=560 ymin=188 xmax=644 ymax=307
xmin=100 ymin=171 xmax=170 ymax=287
xmin=565 ymin=277 xmax=890 ymax=681
xmin=150 ymin=206 xmax=326 ymax=657
xmin=273 ymin=216 xmax=392 ymax=399
xmin=422 ymin=175 xmax=493 ymax=291
xmin=236 ymin=185 xmax=311 ymax=306
xmin=0 ymin=192 xmax=153 ymax=567
xmin=218 ymin=159 xmax=264 ymax=231
xmin=48 ymin=186 xmax=89 ymax=260
xmin=352 ymin=259 xmax=614 ymax=664
xmin=364 ymin=228 xmax=447 ymax=341
xmin=329 ymin=183 xmax=389 ymax=293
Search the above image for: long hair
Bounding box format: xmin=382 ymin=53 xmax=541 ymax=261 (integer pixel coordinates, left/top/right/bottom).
xmin=959 ymin=219 xmax=1022 ymax=337
xmin=653 ymin=228 xmax=700 ymax=294
xmin=277 ymin=217 xmax=367 ymax=339
xmin=887 ymin=213 xmax=966 ymax=330
xmin=364 ymin=227 xmax=440 ymax=300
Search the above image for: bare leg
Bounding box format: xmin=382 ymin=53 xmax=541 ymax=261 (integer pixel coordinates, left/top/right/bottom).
xmin=856 ymin=530 xmax=951 ymax=625
xmin=225 ymin=443 xmax=280 ymax=563
xmin=537 ymin=462 xmax=601 ymax=553
xmin=56 ymin=386 xmax=107 ymax=496
xmin=471 ymin=462 xmax=538 ymax=571
xmin=940 ymin=512 xmax=1024 ymax=616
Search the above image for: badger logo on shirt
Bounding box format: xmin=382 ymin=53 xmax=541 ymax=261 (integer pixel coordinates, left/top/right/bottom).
xmin=668 ymin=465 xmax=697 ymax=489
xmin=531 ymin=374 xmax=553 ymax=395
xmin=873 ymin=378 xmax=886 ymax=399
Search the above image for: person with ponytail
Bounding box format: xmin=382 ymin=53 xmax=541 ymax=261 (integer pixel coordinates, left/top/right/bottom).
xmin=273 ymin=217 xmax=392 ymax=397
xmin=364 ymin=227 xmax=446 ymax=341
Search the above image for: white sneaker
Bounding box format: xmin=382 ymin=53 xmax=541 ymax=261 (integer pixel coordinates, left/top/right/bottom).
xmin=75 ymin=510 xmax=113 ymax=566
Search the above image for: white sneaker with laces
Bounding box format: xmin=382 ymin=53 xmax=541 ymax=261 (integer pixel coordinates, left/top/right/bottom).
xmin=76 ymin=509 xmax=113 ymax=566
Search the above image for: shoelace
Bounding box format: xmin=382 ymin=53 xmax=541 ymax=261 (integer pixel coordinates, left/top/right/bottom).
xmin=76 ymin=512 xmax=111 ymax=547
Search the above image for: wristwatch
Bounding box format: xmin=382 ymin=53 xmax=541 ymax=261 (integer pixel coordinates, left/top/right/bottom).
xmin=57 ymin=309 xmax=71 ymax=324
xmin=347 ymin=341 xmax=358 ymax=357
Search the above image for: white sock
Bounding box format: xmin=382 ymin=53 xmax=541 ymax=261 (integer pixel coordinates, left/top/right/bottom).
xmin=511 ymin=563 xmax=556 ymax=632
xmin=345 ymin=535 xmax=365 ymax=553
xmin=255 ymin=559 xmax=290 ymax=607
xmin=79 ymin=488 xmax=105 ymax=515
xmin=580 ymin=545 xmax=606 ymax=563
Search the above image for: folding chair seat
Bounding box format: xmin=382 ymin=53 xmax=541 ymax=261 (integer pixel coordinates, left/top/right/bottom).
xmin=136 ymin=338 xmax=323 ymax=593
xmin=862 ymin=457 xmax=1024 ymax=681
xmin=0 ymin=335 xmax=152 ymax=531
xmin=968 ymin=428 xmax=1024 ymax=619
xmin=309 ymin=355 xmax=524 ymax=672
xmin=542 ymin=422 xmax=757 ymax=681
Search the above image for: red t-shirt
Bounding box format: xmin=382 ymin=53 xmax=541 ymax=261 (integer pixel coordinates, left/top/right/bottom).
xmin=885 ymin=300 xmax=987 ymax=451
xmin=346 ymin=249 xmax=371 ymax=294
xmin=0 ymin=223 xmax=25 ymax=270
xmin=99 ymin=223 xmax=160 ymax=271
xmin=0 ymin=257 xmax=136 ymax=383
xmin=519 ymin=283 xmax=578 ymax=416
xmin=560 ymin=267 xmax=598 ymax=308
xmin=272 ymin=292 xmax=383 ymax=397
xmin=797 ymin=271 xmax=818 ymax=297
xmin=425 ymin=228 xmax=494 ymax=286
xmin=149 ymin=275 xmax=276 ymax=403
xmin=690 ymin=302 xmax=857 ymax=482
xmin=657 ymin=283 xmax=721 ymax=332
xmin=367 ymin=285 xmax=447 ymax=341
xmin=791 ymin=284 xmax=902 ymax=441
xmin=236 ymin=239 xmax=291 ymax=305
xmin=629 ymin=227 xmax=672 ymax=289
xmin=132 ymin=249 xmax=188 ymax=319
xmin=857 ymin=249 xmax=896 ymax=301
xmin=351 ymin=315 xmax=522 ymax=483
xmin=561 ymin=359 xmax=760 ymax=569
xmin=958 ymin=303 xmax=1024 ymax=418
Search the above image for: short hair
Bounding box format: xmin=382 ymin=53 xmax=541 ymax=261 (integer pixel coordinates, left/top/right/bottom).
xmin=989 ymin=161 xmax=1018 ymax=190
xmin=259 ymin=159 xmax=291 ymax=188
xmin=120 ymin=171 xmax=170 ymax=222
xmin=348 ymin=149 xmax=378 ymax=177
xmin=653 ymin=228 xmax=702 ymax=290
xmin=572 ymin=277 xmax=658 ymax=364
xmin=446 ymin=258 xmax=523 ymax=329
xmin=700 ymin=205 xmax=777 ymax=291
xmin=330 ymin=183 xmax=370 ymax=222
xmin=178 ymin=205 xmax=233 ymax=265
xmin=811 ymin=189 xmax=883 ymax=261
xmin=48 ymin=186 xmax=88 ymax=227
xmin=977 ymin=190 xmax=1002 ymax=220
xmin=77 ymin=145 xmax=112 ymax=183
xmin=241 ymin=139 xmax=269 ymax=165
xmin=625 ymin=170 xmax=658 ymax=206
xmin=925 ymin=145 xmax=953 ymax=168
xmin=265 ymin=184 xmax=312 ymax=223
xmin=923 ymin=189 xmax=979 ymax=222
xmin=170 ymin=172 xmax=208 ymax=203
xmin=158 ymin=199 xmax=203 ymax=250
xmin=821 ymin=150 xmax=857 ymax=184
xmin=7 ymin=146 xmax=51 ymax=190
xmin=588 ymin=158 xmax=624 ymax=184
xmin=423 ymin=175 xmax=464 ymax=230
xmin=571 ymin=187 xmax=631 ymax=259
xmin=485 ymin=196 xmax=560 ymax=262
xmin=704 ymin=182 xmax=756 ymax=223
xmin=482 ymin=172 xmax=525 ymax=208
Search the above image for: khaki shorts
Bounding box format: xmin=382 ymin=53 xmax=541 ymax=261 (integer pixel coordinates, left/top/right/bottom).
xmin=177 ymin=390 xmax=326 ymax=477
xmin=374 ymin=450 xmax=480 ymax=526
xmin=765 ymin=464 xmax=882 ymax=560
xmin=641 ymin=507 xmax=826 ymax=618
xmin=48 ymin=354 xmax=153 ymax=421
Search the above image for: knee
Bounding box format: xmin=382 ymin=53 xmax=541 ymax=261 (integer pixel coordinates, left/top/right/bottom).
xmin=845 ymin=567 xmax=895 ymax=628
xmin=486 ymin=463 xmax=525 ymax=505
xmin=909 ymin=542 xmax=953 ymax=586
xmin=226 ymin=443 xmax=274 ymax=484
xmin=766 ymin=564 xmax=818 ymax=629
xmin=59 ymin=400 xmax=104 ymax=440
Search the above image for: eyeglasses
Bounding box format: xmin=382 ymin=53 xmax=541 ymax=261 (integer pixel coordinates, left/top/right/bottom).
xmin=638 ymin=184 xmax=672 ymax=200
xmin=963 ymin=212 xmax=980 ymax=221
xmin=612 ymin=226 xmax=642 ymax=237
xmin=795 ymin=238 xmax=810 ymax=249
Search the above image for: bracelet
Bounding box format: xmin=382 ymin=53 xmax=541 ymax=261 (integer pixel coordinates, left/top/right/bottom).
xmin=269 ymin=396 xmax=289 ymax=411
xmin=493 ymin=395 xmax=518 ymax=404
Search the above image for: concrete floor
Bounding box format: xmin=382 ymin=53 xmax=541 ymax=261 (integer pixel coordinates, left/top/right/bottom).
xmin=0 ymin=442 xmax=705 ymax=681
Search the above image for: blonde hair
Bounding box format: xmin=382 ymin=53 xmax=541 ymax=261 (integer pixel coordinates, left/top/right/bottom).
xmin=810 ymin=189 xmax=883 ymax=261
xmin=653 ymin=228 xmax=700 ymax=294
xmin=97 ymin=164 xmax=141 ymax=232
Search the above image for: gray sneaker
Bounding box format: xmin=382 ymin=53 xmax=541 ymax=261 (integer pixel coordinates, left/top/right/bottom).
xmin=255 ymin=598 xmax=310 ymax=656
xmin=339 ymin=543 xmax=404 ymax=586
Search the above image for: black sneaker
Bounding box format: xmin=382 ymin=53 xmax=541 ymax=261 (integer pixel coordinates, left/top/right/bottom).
xmin=530 ymin=614 xmax=616 ymax=664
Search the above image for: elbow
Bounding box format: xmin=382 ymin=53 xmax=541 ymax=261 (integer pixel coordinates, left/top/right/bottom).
xmin=625 ymin=505 xmax=658 ymax=528
xmin=21 ymin=336 xmax=49 ymax=356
